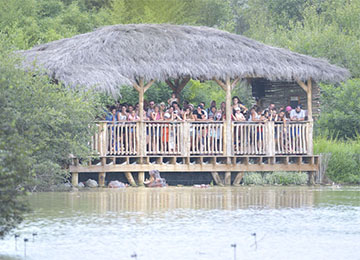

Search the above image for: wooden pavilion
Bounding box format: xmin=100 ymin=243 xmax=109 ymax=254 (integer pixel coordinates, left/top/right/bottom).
xmin=19 ymin=24 xmax=350 ymax=186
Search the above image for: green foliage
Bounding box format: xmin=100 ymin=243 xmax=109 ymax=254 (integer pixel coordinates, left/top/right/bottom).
xmin=264 ymin=172 xmax=308 ymax=185
xmin=243 ymin=172 xmax=308 ymax=185
xmin=243 ymin=0 xmax=360 ymax=77
xmin=0 ymin=40 xmax=99 ymax=237
xmin=243 ymin=173 xmax=264 ymax=185
xmin=314 ymin=136 xmax=360 ymax=184
xmin=317 ymin=79 xmax=360 ymax=139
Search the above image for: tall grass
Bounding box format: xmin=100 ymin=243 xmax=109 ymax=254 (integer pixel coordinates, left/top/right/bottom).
xmin=242 ymin=172 xmax=308 ymax=185
xmin=314 ymin=136 xmax=360 ymax=184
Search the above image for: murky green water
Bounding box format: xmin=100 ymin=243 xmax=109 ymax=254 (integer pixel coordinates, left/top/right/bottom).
xmin=1 ymin=186 xmax=359 ymax=260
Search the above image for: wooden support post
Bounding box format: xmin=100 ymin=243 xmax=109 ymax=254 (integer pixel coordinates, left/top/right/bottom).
xmin=224 ymin=171 xmax=231 ymax=186
xmin=225 ymin=77 xmax=232 ymax=156
xmin=133 ymin=78 xmax=155 ymax=156
xmin=214 ymin=76 xmax=238 ymax=156
xmin=138 ymin=171 xmax=145 ymax=186
xmin=71 ymin=172 xmax=78 ymax=186
xmin=307 ymin=79 xmax=313 ymax=155
xmin=211 ymin=172 xmax=224 ymax=186
xmin=125 ymin=172 xmax=137 ymax=187
xmin=233 ymin=172 xmax=244 ymax=186
xmin=99 ymin=122 xmax=108 ymax=156
xmin=307 ymin=78 xmax=313 ymax=121
xmin=308 ymin=171 xmax=315 ymax=185
xmin=182 ymin=121 xmax=190 ymax=156
xmin=98 ymin=172 xmax=106 ymax=187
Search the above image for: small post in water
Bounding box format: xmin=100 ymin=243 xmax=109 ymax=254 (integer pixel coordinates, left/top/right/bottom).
xmin=131 ymin=252 xmax=137 ymax=259
xmin=14 ymin=234 xmax=20 ymax=250
xmin=251 ymin=233 xmax=257 ymax=251
xmin=32 ymin=232 xmax=37 ymax=242
xmin=231 ymin=243 xmax=237 ymax=260
xmin=24 ymin=238 xmax=29 ymax=259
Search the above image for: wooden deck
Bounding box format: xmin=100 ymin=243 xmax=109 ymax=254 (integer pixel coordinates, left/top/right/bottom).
xmin=70 ymin=121 xmax=318 ymax=186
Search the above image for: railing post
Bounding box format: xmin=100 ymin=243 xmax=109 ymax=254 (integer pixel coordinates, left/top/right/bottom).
xmin=307 ymin=121 xmax=313 ymax=155
xmin=223 ymin=121 xmax=228 ymax=155
xmin=136 ymin=121 xmax=141 ymax=155
xmin=99 ymin=122 xmax=108 ymax=156
xmin=266 ymin=121 xmax=275 ymax=156
xmin=182 ymin=121 xmax=190 ymax=156
xmin=138 ymin=121 xmax=146 ymax=156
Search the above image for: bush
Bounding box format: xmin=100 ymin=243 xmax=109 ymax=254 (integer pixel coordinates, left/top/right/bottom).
xmin=314 ymin=136 xmax=360 ymax=184
xmin=242 ymin=173 xmax=264 ymax=185
xmin=264 ymin=172 xmax=308 ymax=185
xmin=242 ymin=172 xmax=308 ymax=185
xmin=0 ymin=40 xmax=99 ymax=238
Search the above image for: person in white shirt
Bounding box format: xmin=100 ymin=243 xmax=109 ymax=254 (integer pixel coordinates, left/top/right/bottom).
xmin=290 ymin=105 xmax=305 ymax=121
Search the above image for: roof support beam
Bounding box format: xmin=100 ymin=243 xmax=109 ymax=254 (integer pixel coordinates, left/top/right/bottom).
xmin=165 ymin=76 xmax=190 ymax=98
xmin=213 ymin=77 xmax=241 ymax=91
xmin=296 ymin=79 xmax=308 ymax=92
xmin=213 ymin=77 xmax=227 ymax=91
xmin=296 ymin=78 xmax=313 ymax=121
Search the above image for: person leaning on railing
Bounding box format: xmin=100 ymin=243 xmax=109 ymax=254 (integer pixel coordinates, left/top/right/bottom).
xmin=193 ymin=105 xmax=207 ymax=121
xmin=290 ymin=104 xmax=305 ymax=121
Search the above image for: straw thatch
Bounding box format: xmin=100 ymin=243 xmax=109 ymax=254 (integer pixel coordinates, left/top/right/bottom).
xmin=18 ymin=24 xmax=350 ymax=95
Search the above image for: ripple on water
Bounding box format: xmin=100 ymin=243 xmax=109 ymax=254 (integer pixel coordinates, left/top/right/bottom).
xmin=1 ymin=186 xmax=360 ymax=260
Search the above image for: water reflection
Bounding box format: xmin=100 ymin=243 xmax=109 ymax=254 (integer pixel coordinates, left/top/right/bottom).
xmin=2 ymin=187 xmax=360 ymax=260
xmin=30 ymin=187 xmax=315 ymax=216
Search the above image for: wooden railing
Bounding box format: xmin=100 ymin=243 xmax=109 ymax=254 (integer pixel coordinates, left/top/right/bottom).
xmin=90 ymin=121 xmax=313 ymax=156
xmin=274 ymin=122 xmax=309 ymax=155
xmin=233 ymin=122 xmax=267 ymax=155
xmin=145 ymin=122 xmax=182 ymax=155
xmin=190 ymin=122 xmax=224 ymax=155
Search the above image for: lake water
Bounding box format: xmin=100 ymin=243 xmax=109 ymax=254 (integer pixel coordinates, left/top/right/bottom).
xmin=1 ymin=186 xmax=359 ymax=260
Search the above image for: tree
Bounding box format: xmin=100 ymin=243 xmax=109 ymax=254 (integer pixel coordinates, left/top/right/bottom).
xmin=317 ymin=79 xmax=360 ymax=139
xmin=0 ymin=39 xmax=99 ymax=238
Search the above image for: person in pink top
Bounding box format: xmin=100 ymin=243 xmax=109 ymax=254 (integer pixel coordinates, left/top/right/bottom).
xmin=151 ymin=105 xmax=163 ymax=121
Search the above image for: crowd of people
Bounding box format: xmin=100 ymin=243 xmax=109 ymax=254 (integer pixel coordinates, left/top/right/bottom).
xmin=105 ymin=93 xmax=307 ymax=123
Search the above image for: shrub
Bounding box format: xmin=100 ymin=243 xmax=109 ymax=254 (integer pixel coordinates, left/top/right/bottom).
xmin=242 ymin=172 xmax=264 ymax=185
xmin=314 ymin=136 xmax=360 ymax=184
xmin=264 ymin=172 xmax=308 ymax=185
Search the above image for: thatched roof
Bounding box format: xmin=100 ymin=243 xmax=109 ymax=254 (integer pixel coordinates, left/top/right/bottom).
xmin=18 ymin=24 xmax=350 ymax=95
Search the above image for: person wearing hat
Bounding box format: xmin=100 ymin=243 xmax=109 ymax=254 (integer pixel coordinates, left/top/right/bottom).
xmin=290 ymin=104 xmax=305 ymax=121
xmin=231 ymin=107 xmax=246 ymax=121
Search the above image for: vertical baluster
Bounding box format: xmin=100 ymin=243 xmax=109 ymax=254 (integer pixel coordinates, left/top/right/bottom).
xmin=216 ymin=122 xmax=224 ymax=154
xmin=295 ymin=124 xmax=298 ymax=154
xmin=302 ymin=123 xmax=306 ymax=153
xmin=125 ymin=124 xmax=129 ymax=155
xmin=207 ymin=124 xmax=211 ymax=154
xmin=160 ymin=124 xmax=164 ymax=154
xmin=302 ymin=124 xmax=306 ymax=153
xmin=254 ymin=124 xmax=258 ymax=154
xmin=292 ymin=124 xmax=295 ymax=154
xmin=157 ymin=123 xmax=160 ymax=154
xmin=194 ymin=124 xmax=197 ymax=154
xmin=260 ymin=124 xmax=264 ymax=154
xmin=253 ymin=124 xmax=256 ymax=154
xmin=296 ymin=124 xmax=302 ymax=153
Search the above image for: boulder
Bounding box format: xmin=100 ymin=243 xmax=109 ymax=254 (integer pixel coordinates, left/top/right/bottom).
xmin=108 ymin=180 xmax=126 ymax=188
xmin=85 ymin=179 xmax=98 ymax=188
